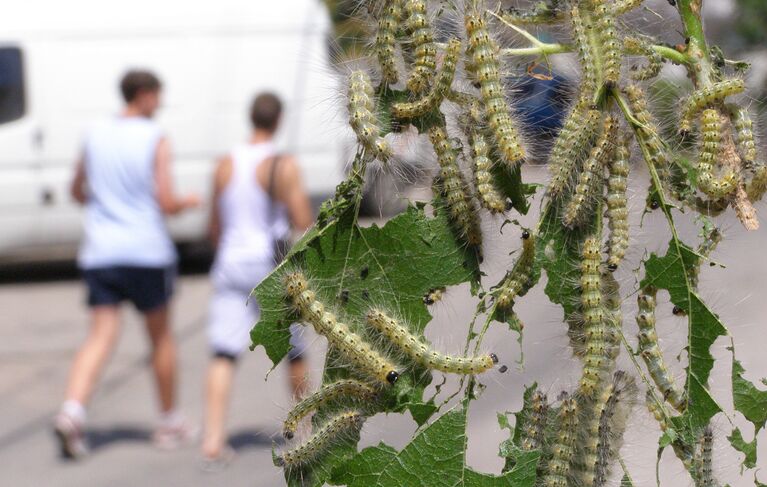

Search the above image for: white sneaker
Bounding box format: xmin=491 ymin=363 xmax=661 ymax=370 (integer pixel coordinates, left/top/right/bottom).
xmin=53 ymin=412 xmax=88 ymax=459
xmin=152 ymin=418 xmax=198 ymax=450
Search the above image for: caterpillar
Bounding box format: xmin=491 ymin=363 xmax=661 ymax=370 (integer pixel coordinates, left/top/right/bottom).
xmin=347 ymin=71 xmax=391 ymax=161
xmin=547 ymin=104 xmax=601 ymax=199
xmin=429 ymin=125 xmax=483 ymax=247
xmin=577 ymin=236 xmax=618 ymax=398
xmin=276 ymin=410 xmax=364 ymax=470
xmin=605 ymin=136 xmax=630 ymax=271
xmin=541 ymin=393 xmax=578 ymax=487
xmin=613 ymin=0 xmax=644 ymax=15
xmin=500 ymin=1 xmax=564 ymax=25
xmin=495 ymin=230 xmax=536 ymax=310
xmin=283 ymin=379 xmax=376 ymax=439
xmin=403 ymin=0 xmax=436 ymax=93
xmin=591 ymin=1 xmax=621 ymax=88
xmin=374 ymin=0 xmax=402 ymax=85
xmin=423 ymin=287 xmax=445 ymax=305
xmin=728 ymin=105 xmax=757 ymax=166
xmin=746 ymin=165 xmax=767 ymax=202
xmin=679 ymin=78 xmax=745 ymax=135
xmin=365 ymin=309 xmax=498 ymax=375
xmin=694 ymin=426 xmax=717 ymax=487
xmin=563 ymin=115 xmax=617 ymax=229
xmin=521 ymin=390 xmax=548 ymax=451
xmin=645 ymin=390 xmax=668 ymax=430
xmin=594 ymin=371 xmax=636 ymax=487
xmin=284 ymin=271 xmax=400 ymax=385
xmin=391 ymin=39 xmax=461 ymax=119
xmin=697 ymin=108 xmax=738 ymax=199
xmin=635 ymin=287 xmax=686 ymax=411
xmin=470 ymin=131 xmax=507 ymax=214
xmin=601 ymin=271 xmax=622 ymax=362
xmin=623 ymin=36 xmax=663 ymax=81
xmin=567 ymin=1 xmax=597 ymax=95
xmin=689 ymin=226 xmax=722 ymax=290
xmin=625 ymin=84 xmax=669 ymax=178
xmin=465 ymin=12 xmax=526 ymax=166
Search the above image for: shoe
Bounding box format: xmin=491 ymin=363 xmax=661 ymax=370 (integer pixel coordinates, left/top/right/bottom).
xmin=153 ymin=418 xmax=198 ymax=450
xmin=199 ymin=446 xmax=235 ymax=473
xmin=53 ymin=412 xmax=88 ymax=460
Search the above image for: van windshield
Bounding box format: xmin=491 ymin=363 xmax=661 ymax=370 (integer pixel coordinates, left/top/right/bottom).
xmin=0 ymin=47 xmax=25 ymax=124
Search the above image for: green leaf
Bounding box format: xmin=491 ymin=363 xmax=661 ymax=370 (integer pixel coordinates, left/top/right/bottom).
xmin=727 ymin=428 xmax=757 ymax=471
xmin=640 ymin=239 xmax=727 ymax=439
xmin=620 ymin=474 xmax=634 ymax=486
xmin=330 ymin=408 xmax=539 ymax=487
xmin=252 ymin=205 xmax=479 ymax=486
xmin=732 ymin=357 xmax=767 ymax=434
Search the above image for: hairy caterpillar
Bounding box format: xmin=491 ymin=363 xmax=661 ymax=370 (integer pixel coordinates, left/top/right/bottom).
xmin=746 ymin=165 xmax=767 ymax=202
xmin=347 ymin=71 xmax=391 ymax=161
xmin=547 ymin=105 xmax=601 ymax=199
xmin=470 ymin=131 xmax=507 ymax=213
xmin=365 ymin=309 xmax=498 ymax=374
xmin=542 ymin=393 xmax=578 ymax=487
xmin=500 ymin=1 xmax=564 ymax=25
xmin=403 ymin=0 xmax=436 ymax=93
xmin=373 ymin=0 xmax=402 ymax=85
xmin=679 ymin=79 xmax=745 ymax=135
xmin=594 ymin=371 xmax=636 ymax=487
xmin=283 ymin=379 xmax=376 ymax=440
xmin=391 ymin=39 xmax=461 ymax=119
xmin=521 ymin=390 xmax=548 ymax=451
xmin=495 ymin=231 xmax=536 ymax=310
xmin=697 ymin=109 xmax=738 ymax=199
xmin=423 ymin=287 xmax=445 ymax=305
xmin=625 ymin=84 xmax=669 ymax=178
xmin=591 ymin=1 xmax=621 ymax=88
xmin=276 ymin=410 xmax=364 ymax=470
xmin=728 ymin=105 xmax=757 ymax=166
xmin=577 ymin=236 xmax=618 ymax=398
xmin=284 ymin=271 xmax=400 ymax=385
xmin=567 ymin=1 xmax=597 ymax=94
xmin=605 ymin=136 xmax=630 ymax=271
xmin=465 ymin=12 xmax=526 ymax=166
xmin=694 ymin=426 xmax=717 ymax=487
xmin=613 ymin=0 xmax=644 ymax=15
xmin=689 ymin=226 xmax=722 ymax=291
xmin=636 ymin=287 xmax=685 ymax=411
xmin=563 ymin=115 xmax=617 ymax=229
xmin=623 ymin=36 xmax=663 ymax=81
xmin=429 ymin=125 xmax=483 ymax=247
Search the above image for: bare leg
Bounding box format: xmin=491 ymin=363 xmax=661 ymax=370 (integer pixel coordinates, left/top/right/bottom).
xmin=63 ymin=306 xmax=122 ymax=405
xmin=289 ymin=358 xmax=309 ymax=400
xmin=144 ymin=305 xmax=176 ymax=413
xmin=202 ymin=357 xmax=235 ymax=459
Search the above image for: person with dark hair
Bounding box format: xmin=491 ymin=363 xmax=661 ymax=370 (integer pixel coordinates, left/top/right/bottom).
xmin=202 ymin=92 xmax=312 ymax=465
xmin=54 ymin=69 xmax=199 ymax=459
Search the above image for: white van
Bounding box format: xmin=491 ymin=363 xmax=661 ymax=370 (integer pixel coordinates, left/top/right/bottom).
xmin=0 ymin=0 xmax=347 ymax=262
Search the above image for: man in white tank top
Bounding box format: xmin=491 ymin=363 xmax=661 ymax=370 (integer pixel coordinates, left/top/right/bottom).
xmin=202 ymin=93 xmax=312 ymax=464
xmin=54 ymin=70 xmax=200 ymax=459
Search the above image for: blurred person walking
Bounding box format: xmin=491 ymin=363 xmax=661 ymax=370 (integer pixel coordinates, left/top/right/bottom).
xmin=54 ymin=70 xmax=200 ymax=459
xmin=202 ymin=93 xmax=312 ymax=464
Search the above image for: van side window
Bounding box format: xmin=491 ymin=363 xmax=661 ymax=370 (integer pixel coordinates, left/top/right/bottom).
xmin=0 ymin=47 xmax=25 ymax=124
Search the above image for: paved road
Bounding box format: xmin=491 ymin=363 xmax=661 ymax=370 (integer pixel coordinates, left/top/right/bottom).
xmin=1 ymin=167 xmax=765 ymax=486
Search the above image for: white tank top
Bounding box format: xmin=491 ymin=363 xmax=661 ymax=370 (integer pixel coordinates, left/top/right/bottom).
xmin=214 ymin=141 xmax=289 ymax=267
xmin=78 ymin=116 xmax=176 ymax=269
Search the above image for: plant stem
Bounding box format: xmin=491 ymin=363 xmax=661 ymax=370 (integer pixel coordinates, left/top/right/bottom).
xmin=676 ymin=0 xmax=713 ymax=86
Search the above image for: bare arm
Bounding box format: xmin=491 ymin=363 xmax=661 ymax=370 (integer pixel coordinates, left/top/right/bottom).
xmin=154 ymin=137 xmax=200 ymax=215
xmin=208 ymin=156 xmax=232 ymax=247
xmin=70 ymin=155 xmax=87 ymax=204
xmin=274 ymin=155 xmax=313 ymax=232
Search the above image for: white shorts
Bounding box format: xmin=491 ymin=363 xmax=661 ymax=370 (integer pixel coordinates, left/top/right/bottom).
xmin=207 ymin=259 xmax=306 ymax=359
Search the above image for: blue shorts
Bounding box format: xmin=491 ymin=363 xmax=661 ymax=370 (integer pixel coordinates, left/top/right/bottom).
xmin=82 ymin=265 xmax=176 ymax=312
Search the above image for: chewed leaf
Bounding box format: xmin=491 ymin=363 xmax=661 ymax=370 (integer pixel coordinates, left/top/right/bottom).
xmin=728 ymin=428 xmax=757 ymax=471
xmin=640 ymin=240 xmax=727 ymax=439
xmin=330 ymin=408 xmax=539 ymax=487
xmin=732 ymin=356 xmax=767 ymax=433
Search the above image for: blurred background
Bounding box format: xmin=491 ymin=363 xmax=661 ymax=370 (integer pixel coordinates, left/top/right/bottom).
xmin=0 ymin=0 xmax=765 ymax=486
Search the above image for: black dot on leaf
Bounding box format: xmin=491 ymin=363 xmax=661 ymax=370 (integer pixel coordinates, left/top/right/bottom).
xmin=340 ymin=289 xmax=349 ymax=304
xmin=386 ymin=370 xmax=399 ymax=384
xmin=362 ymin=289 xmax=370 ymax=300
xmin=522 ymin=230 xmax=530 ymax=240
xmin=360 ymin=266 xmax=369 ymax=280
xmin=650 ymin=200 xmax=660 ymax=210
